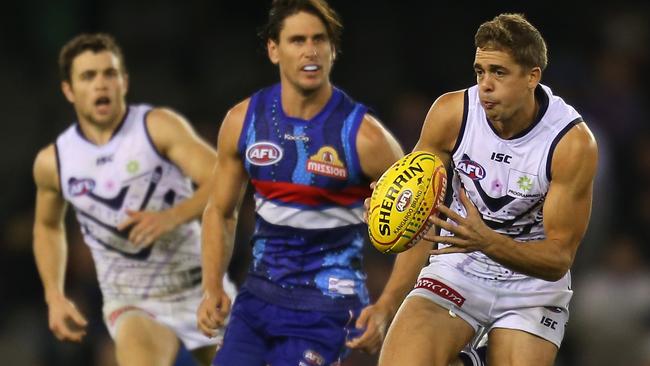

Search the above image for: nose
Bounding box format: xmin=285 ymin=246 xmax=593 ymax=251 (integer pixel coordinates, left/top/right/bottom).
xmin=478 ymin=73 xmax=493 ymax=93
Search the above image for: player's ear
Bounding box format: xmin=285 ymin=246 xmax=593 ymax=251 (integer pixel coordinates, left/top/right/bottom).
xmin=61 ymin=81 xmax=75 ymax=103
xmin=123 ymin=72 xmax=129 ymax=95
xmin=331 ymin=45 xmax=336 ymax=64
xmin=267 ymin=39 xmax=279 ymax=65
xmin=528 ymin=66 xmax=541 ymax=89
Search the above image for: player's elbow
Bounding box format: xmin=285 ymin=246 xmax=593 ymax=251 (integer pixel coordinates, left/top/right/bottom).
xmin=542 ymin=251 xmax=574 ymax=282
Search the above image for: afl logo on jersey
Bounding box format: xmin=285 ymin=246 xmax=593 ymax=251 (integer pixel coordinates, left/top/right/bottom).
xmin=68 ymin=178 xmax=95 ymax=196
xmin=246 ymin=141 xmax=283 ymax=166
xmin=456 ymin=159 xmax=486 ymax=180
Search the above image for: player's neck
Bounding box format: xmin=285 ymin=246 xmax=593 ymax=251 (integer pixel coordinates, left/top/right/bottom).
xmin=492 ymin=93 xmax=539 ymax=139
xmin=77 ymin=107 xmax=127 ymax=145
xmin=281 ymin=83 xmax=332 ymax=120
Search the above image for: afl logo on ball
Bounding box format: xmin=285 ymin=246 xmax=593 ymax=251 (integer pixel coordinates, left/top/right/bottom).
xmin=396 ymin=189 xmax=413 ymax=212
xmin=246 ymin=141 xmax=283 ymax=166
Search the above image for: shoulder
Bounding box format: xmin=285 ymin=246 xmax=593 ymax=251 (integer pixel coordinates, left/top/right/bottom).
xmin=145 ymin=107 xmax=194 ymax=134
xmin=219 ymin=98 xmax=251 ymax=138
xmin=357 ymin=113 xmax=404 ymax=180
xmin=357 ymin=113 xmax=391 ymax=142
xmin=33 ymin=144 xmax=59 ymax=190
xmin=415 ymin=90 xmax=466 ymax=157
xmin=551 ymin=121 xmax=598 ymax=181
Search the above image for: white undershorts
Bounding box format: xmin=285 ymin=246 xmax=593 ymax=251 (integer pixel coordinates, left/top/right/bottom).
xmin=407 ymin=258 xmax=572 ymax=348
xmin=103 ymin=275 xmax=237 ymax=350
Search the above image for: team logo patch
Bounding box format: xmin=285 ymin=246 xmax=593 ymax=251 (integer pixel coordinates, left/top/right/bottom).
xmin=306 ymin=146 xmax=348 ymax=179
xmin=456 ymin=159 xmax=486 ymax=180
xmin=328 ymin=277 xmax=355 ymax=295
xmin=302 ymin=349 xmax=325 ymax=366
xmin=246 ymin=141 xmax=283 ymax=166
xmin=415 ymin=277 xmax=465 ymax=307
xmin=395 ymin=189 xmax=413 ymax=212
xmin=68 ymin=177 xmax=95 ymax=196
xmin=507 ymin=169 xmax=541 ymax=198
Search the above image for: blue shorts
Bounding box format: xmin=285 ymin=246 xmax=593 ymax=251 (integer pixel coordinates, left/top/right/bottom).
xmin=213 ymin=289 xmax=364 ymax=366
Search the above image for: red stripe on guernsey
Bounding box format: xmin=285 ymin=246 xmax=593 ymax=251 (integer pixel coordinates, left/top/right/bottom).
xmin=251 ymin=179 xmax=371 ymax=206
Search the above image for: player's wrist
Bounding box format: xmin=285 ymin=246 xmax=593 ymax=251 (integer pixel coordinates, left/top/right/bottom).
xmin=44 ymin=289 xmax=66 ymax=305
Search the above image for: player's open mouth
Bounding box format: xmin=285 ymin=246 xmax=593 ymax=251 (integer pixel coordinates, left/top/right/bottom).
xmin=302 ymin=65 xmax=320 ymax=72
xmin=95 ymin=97 xmax=112 ymax=113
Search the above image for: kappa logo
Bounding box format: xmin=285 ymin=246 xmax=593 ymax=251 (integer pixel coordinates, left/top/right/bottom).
xmin=415 ymin=277 xmax=465 ymax=307
xmin=306 ymin=146 xmax=348 ymax=179
xmin=456 ymin=158 xmax=486 ymax=180
xmin=396 ymin=189 xmax=413 ymax=212
xmin=68 ymin=178 xmax=95 ymax=196
xmin=246 ymin=141 xmax=283 ymax=166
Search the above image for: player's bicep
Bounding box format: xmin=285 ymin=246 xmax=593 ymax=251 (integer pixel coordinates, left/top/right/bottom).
xmin=412 ymin=91 xmax=465 ymax=168
xmin=147 ymin=108 xmax=217 ymax=186
xmin=543 ymin=123 xmax=598 ymax=260
xmin=33 ymin=146 xmax=67 ymax=230
xmin=209 ymin=101 xmax=250 ymax=218
xmin=357 ymin=114 xmax=404 ymax=181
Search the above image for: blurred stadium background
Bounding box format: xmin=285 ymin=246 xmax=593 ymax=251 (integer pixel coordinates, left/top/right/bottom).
xmin=1 ymin=1 xmax=649 ymax=365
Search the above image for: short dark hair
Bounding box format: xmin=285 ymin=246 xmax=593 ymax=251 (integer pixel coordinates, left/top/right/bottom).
xmin=58 ymin=33 xmax=126 ymax=82
xmin=260 ymin=0 xmax=343 ymax=51
xmin=475 ymin=13 xmax=548 ymax=71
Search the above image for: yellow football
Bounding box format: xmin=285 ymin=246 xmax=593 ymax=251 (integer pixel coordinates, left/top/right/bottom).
xmin=368 ymin=151 xmax=447 ymax=253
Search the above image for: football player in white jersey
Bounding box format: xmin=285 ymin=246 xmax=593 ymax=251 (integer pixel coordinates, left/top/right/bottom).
xmin=376 ymin=14 xmax=598 ymax=366
xmin=32 ymin=33 xmax=235 ymax=366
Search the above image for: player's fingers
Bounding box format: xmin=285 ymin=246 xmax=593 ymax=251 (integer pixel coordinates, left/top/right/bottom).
xmin=429 ymin=246 xmax=471 ymax=255
xmin=69 ymin=306 xmax=88 ymax=327
xmin=355 ymin=308 xmax=371 ymax=329
xmin=117 ymin=216 xmax=137 ymax=231
xmin=369 ymin=181 xmax=377 ymax=190
xmin=435 ymin=205 xmax=464 ymax=223
xmin=458 ymin=187 xmax=478 ymax=213
xmin=425 ymin=234 xmax=467 ymax=246
xmin=428 ymin=215 xmax=458 ymax=234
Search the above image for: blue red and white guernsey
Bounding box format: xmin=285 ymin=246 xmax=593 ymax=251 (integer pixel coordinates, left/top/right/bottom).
xmin=238 ymin=83 xmax=372 ymax=312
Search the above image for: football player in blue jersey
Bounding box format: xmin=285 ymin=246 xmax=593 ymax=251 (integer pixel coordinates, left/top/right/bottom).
xmin=195 ymin=0 xmax=442 ymax=365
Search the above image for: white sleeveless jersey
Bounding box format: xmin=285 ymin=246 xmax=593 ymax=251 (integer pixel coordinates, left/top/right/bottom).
xmin=438 ymin=84 xmax=583 ymax=281
xmin=56 ymin=104 xmax=202 ymax=300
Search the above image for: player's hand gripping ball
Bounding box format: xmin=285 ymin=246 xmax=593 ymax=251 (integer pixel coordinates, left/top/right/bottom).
xmin=368 ymin=151 xmax=447 ymax=253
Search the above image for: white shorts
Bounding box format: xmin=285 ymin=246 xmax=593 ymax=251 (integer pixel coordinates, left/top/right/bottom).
xmin=407 ymin=259 xmax=572 ymax=348
xmin=103 ymin=276 xmax=237 ymax=350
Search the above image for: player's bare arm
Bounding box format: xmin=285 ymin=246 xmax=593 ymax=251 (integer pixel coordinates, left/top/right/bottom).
xmin=346 ymin=114 xmax=404 ymax=353
xmin=429 ymin=122 xmax=598 ymax=281
xmin=197 ymin=99 xmax=250 ymax=338
xmin=33 ymin=145 xmax=88 ymax=342
xmin=117 ymin=108 xmax=217 ymax=246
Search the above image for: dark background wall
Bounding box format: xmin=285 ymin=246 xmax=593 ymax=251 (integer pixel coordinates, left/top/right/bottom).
xmin=2 ymin=1 xmax=650 ymax=365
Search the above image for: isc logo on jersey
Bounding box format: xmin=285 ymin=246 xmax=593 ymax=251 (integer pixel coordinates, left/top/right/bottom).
xmin=246 ymin=141 xmax=283 ymax=166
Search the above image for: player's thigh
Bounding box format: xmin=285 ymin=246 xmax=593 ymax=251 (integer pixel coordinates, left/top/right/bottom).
xmin=488 ymin=327 xmax=558 ymax=366
xmin=114 ymin=313 xmax=180 ymax=366
xmin=378 ymin=296 xmax=475 ymax=366
xmin=190 ymin=345 xmax=217 ymax=366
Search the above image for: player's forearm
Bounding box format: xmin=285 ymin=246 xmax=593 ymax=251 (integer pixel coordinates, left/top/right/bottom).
xmin=201 ymin=203 xmax=236 ymax=293
xmin=33 ymin=225 xmax=68 ymax=303
xmin=167 ymin=180 xmax=213 ymax=226
xmin=482 ymin=234 xmax=574 ymax=281
xmin=375 ymin=241 xmax=431 ymax=316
